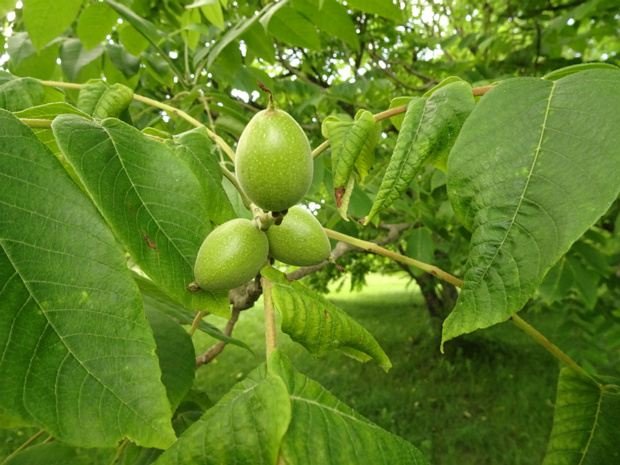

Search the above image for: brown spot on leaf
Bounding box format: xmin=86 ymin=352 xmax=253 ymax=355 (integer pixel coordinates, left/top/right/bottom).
xmin=142 ymin=233 xmax=157 ymax=249
xmin=334 ymin=186 xmax=346 ymax=207
xmin=324 ymin=310 xmax=329 ymax=319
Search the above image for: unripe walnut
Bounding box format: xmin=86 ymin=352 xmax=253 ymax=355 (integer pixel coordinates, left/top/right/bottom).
xmin=235 ymin=104 xmax=313 ymax=212
xmin=266 ymin=206 xmax=331 ymax=266
xmin=194 ymin=219 xmax=268 ymax=292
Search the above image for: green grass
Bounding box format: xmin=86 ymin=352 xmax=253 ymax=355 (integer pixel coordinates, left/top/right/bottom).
xmin=193 ymin=273 xmax=561 ymax=465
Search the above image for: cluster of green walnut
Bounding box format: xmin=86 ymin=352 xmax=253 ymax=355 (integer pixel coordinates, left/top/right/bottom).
xmin=193 ymin=96 xmax=331 ymax=292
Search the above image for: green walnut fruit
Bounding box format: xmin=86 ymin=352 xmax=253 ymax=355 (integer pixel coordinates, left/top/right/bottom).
xmin=266 ymin=206 xmax=331 ymax=266
xmin=194 ymin=219 xmax=268 ymax=292
xmin=235 ymin=102 xmax=313 ymax=212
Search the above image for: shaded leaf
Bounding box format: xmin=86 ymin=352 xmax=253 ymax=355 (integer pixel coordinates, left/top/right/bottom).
xmin=4 ymin=442 xmax=87 ymax=465
xmin=23 ymin=0 xmax=81 ymax=50
xmin=106 ymin=43 xmax=141 ymax=78
xmin=543 ymin=368 xmax=620 ymax=465
xmin=323 ymin=109 xmax=375 ymax=200
xmin=366 ymin=81 xmax=474 ymax=224
xmin=538 ymin=256 xmax=573 ymax=304
xmin=262 ymin=266 xmax=392 ymax=371
xmin=145 ymin=307 xmax=195 ymax=412
xmin=77 ymin=2 xmax=118 ymax=51
xmin=269 ymin=350 xmax=429 ymax=465
xmin=566 ymin=256 xmax=599 ymax=310
xmin=170 ymin=126 xmax=237 ymax=225
xmin=0 ymin=70 xmax=44 ymax=111
xmin=0 ymin=110 xmax=175 ymax=448
xmin=354 ymin=109 xmax=381 ymax=181
xmin=52 ymin=115 xmax=231 ymax=318
xmin=59 ymin=39 xmax=104 ymax=81
xmin=152 ymin=366 xmax=291 ymax=465
xmin=134 ymin=272 xmax=251 ymax=351
xmin=443 ymin=70 xmax=620 ymax=347
xmin=406 ymin=227 xmax=435 ymax=277
xmin=76 ymin=79 xmax=134 ymax=118
xmin=389 ymin=96 xmax=416 ymax=131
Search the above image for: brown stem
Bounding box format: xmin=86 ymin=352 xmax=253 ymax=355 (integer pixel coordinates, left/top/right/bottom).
xmin=195 ymin=307 xmax=241 ymax=368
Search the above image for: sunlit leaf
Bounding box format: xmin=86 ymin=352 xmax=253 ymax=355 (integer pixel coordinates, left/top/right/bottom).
xmin=443 ymin=70 xmax=620 ymax=347
xmin=0 ymin=110 xmax=175 ymax=448
xmin=52 ymin=115 xmax=231 ymax=318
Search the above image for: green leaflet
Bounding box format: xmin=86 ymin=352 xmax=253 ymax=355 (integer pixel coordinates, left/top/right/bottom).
xmin=406 ymin=227 xmax=435 ymax=277
xmin=262 ymin=266 xmax=392 ymax=371
xmin=322 ymin=109 xmax=376 ymax=205
xmin=543 ymin=368 xmax=620 ymax=465
xmin=145 ymin=307 xmax=195 ymax=413
xmin=337 ymin=174 xmax=355 ymax=221
xmin=22 ymin=0 xmax=81 ymax=51
xmin=365 ymin=81 xmax=474 ymax=224
xmin=0 ymin=70 xmax=44 ymax=111
xmin=0 ymin=110 xmax=175 ymax=448
xmin=170 ymin=126 xmax=237 ymax=225
xmin=443 ymin=69 xmax=620 ymax=347
xmin=269 ymin=350 xmax=429 ymax=465
xmin=76 ymin=79 xmax=134 ymax=118
xmin=389 ymin=96 xmax=417 ymax=131
xmin=52 ymin=115 xmax=231 ymax=318
xmin=354 ymin=108 xmax=382 ymax=181
xmin=153 ymin=365 xmax=291 ymax=465
xmin=77 ymin=1 xmax=118 ymax=51
xmin=15 ymin=103 xmax=91 ymax=157
xmin=542 ymin=63 xmax=619 ymax=81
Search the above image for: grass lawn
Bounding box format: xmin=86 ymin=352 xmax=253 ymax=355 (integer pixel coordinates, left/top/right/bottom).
xmin=193 ymin=273 xmax=561 ymax=465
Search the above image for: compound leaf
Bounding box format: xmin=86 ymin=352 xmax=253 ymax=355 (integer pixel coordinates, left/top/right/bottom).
xmin=543 ymin=368 xmax=620 ymax=465
xmin=269 ymin=350 xmax=429 ymax=465
xmin=262 ymin=266 xmax=391 ymax=371
xmin=443 ymin=69 xmax=620 ymax=347
xmin=365 ymin=81 xmax=474 ymax=224
xmin=0 ymin=110 xmax=175 ymax=448
xmin=52 ymin=115 xmax=230 ymax=318
xmin=323 ymin=110 xmax=375 ymax=205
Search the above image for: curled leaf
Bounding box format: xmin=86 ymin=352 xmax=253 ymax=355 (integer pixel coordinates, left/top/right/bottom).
xmin=261 ymin=266 xmax=392 ymax=371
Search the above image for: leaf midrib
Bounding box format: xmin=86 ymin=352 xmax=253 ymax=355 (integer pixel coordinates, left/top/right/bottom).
xmin=468 ymin=81 xmax=557 ymax=297
xmin=0 ymin=239 xmax=161 ymax=434
xmin=577 ymin=385 xmax=604 ymax=465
